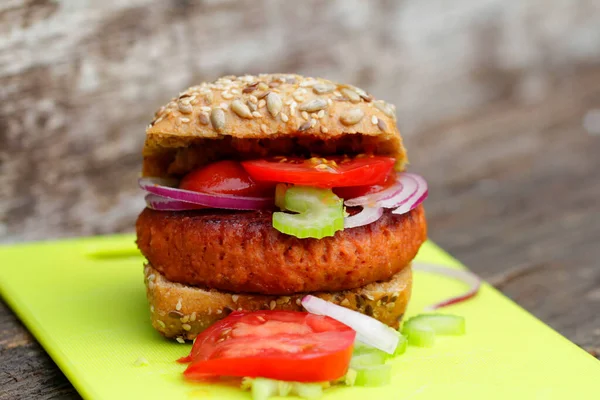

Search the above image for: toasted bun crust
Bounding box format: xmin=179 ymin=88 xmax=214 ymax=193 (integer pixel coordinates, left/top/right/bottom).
xmin=145 ymin=264 xmax=412 ymax=341
xmin=143 ymin=74 xmax=407 ymax=178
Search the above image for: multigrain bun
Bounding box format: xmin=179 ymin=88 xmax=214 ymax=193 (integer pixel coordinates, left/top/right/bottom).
xmin=145 ymin=264 xmax=412 ymax=341
xmin=143 ymin=73 xmax=407 ymax=178
xmin=136 ymin=206 xmax=426 ymax=295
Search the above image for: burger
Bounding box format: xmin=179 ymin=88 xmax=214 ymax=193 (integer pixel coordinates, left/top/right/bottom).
xmin=136 ymin=73 xmax=427 ymax=342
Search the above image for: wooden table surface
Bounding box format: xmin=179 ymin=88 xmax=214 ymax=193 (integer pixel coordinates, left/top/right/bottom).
xmin=2 ymin=1 xmax=600 ymax=399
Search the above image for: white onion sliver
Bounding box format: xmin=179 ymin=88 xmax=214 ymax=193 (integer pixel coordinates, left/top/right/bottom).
xmin=413 ymin=263 xmax=482 ymax=311
xmin=344 ymin=207 xmax=383 ymax=229
xmin=301 ymin=295 xmax=399 ymax=354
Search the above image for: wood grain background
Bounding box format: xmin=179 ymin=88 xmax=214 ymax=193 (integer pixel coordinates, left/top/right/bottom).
xmin=1 ymin=0 xmax=600 ymax=397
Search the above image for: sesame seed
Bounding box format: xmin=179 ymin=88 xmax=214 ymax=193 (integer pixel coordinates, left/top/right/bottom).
xmin=148 ymin=281 xmax=155 ymax=290
xmin=190 ymin=312 xmax=197 ymax=322
xmin=222 ymin=92 xmax=233 ymax=100
xmin=327 ymin=98 xmax=333 ymax=106
xmin=176 ymin=337 xmax=185 ymax=344
xmin=157 ymin=320 xmax=166 ymax=328
xmin=220 ymin=102 xmax=229 ymax=110
xmin=310 ymin=119 xmax=317 ymax=127
xmin=258 ymin=99 xmax=266 ymax=108
xmin=181 ymin=315 xmax=190 ymax=323
xmin=216 ymin=309 xmax=222 ymax=314
xmin=232 ymin=295 xmax=239 ymax=302
xmin=293 ymin=94 xmax=305 ymax=102
xmin=270 ymin=300 xmax=276 ymax=310
xmin=252 ymin=111 xmax=262 ymax=118
xmin=249 ymin=95 xmax=258 ymax=104
xmin=200 ymin=106 xmax=211 ymax=112
xmin=281 ymin=113 xmax=289 ymax=122
xmin=150 ymin=305 xmax=154 ymax=313
xmin=182 ymin=324 xmax=192 ymax=331
xmin=231 ymin=89 xmax=240 ymax=95
xmin=258 ymin=82 xmax=269 ymax=91
xmin=321 ymin=126 xmax=328 ymax=133
xmin=371 ymin=115 xmax=378 ymax=125
xmin=260 ymin=124 xmax=268 ymax=133
xmin=296 ymin=298 xmax=302 ymax=306
xmin=176 ymin=299 xmax=182 ymax=311
xmin=180 ymin=117 xmax=190 ymax=123
xmin=301 ymin=111 xmax=309 ymax=120
xmin=311 ymin=113 xmax=318 ymax=119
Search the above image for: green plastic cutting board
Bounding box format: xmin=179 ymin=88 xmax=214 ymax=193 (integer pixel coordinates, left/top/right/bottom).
xmin=1 ymin=235 xmax=598 ymax=399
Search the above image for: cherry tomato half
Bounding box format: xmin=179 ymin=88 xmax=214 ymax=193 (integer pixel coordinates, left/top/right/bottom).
xmin=180 ymin=311 xmax=355 ymax=382
xmin=180 ymin=160 xmax=275 ymax=197
xmin=241 ymin=156 xmax=395 ymax=189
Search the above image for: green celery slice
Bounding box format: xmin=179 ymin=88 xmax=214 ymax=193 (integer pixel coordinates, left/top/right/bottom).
xmin=250 ymin=378 xmax=278 ymax=400
xmin=273 ymin=186 xmax=344 ymax=239
xmin=402 ymin=314 xmax=466 ymax=347
xmin=350 ymin=351 xmax=387 ymax=368
xmin=394 ymin=334 xmax=408 ymax=355
xmin=354 ymin=364 xmax=392 ymax=387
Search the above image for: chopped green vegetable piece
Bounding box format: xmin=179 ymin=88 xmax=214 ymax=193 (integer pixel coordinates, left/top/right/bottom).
xmin=275 ymin=183 xmax=290 ymax=210
xmin=293 ymin=382 xmax=323 ymax=399
xmin=250 ymin=378 xmax=278 ymax=400
xmin=354 ymin=364 xmax=392 ymax=387
xmin=402 ymin=314 xmax=466 ymax=347
xmin=278 ymin=381 xmax=293 ymax=397
xmin=344 ymin=368 xmax=358 ymax=386
xmin=350 ymin=351 xmax=387 ymax=368
xmin=394 ymin=334 xmax=408 ymax=355
xmin=273 ymin=186 xmax=344 ymax=239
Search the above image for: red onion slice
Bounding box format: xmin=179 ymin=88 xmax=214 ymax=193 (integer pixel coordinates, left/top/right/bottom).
xmin=145 ymin=194 xmax=207 ymax=211
xmin=413 ymin=263 xmax=482 ymax=311
xmin=302 ymin=295 xmax=399 ymax=354
xmin=391 ymin=173 xmax=428 ymax=215
xmin=344 ymin=172 xmax=428 ymax=215
xmin=344 ymin=207 xmax=384 ymax=229
xmin=139 ymin=177 xmax=273 ymax=210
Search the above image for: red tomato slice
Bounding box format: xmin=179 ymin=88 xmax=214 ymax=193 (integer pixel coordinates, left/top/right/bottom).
xmin=241 ymin=156 xmax=395 ymax=188
xmin=180 ymin=311 xmax=355 ymax=382
xmin=333 ymin=171 xmax=396 ymax=199
xmin=180 ymin=160 xmax=275 ymax=197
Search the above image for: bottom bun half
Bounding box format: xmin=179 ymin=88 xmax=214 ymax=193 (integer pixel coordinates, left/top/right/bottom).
xmin=144 ymin=264 xmax=412 ymax=340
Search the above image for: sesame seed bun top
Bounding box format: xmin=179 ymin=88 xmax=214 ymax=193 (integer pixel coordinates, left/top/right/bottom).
xmin=143 ymin=73 xmax=407 ymax=178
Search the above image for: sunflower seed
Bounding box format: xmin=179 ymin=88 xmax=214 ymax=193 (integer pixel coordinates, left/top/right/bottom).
xmin=210 ymin=108 xmax=226 ymax=132
xmin=377 ymin=118 xmax=387 ymax=131
xmin=198 ymin=112 xmax=210 ymax=125
xmin=242 ymin=82 xmax=259 ymax=93
xmin=312 ymin=83 xmax=335 ymax=94
xmin=177 ymin=100 xmax=193 ymax=114
xmin=340 ymin=88 xmax=361 ymax=103
xmin=353 ymin=86 xmax=373 ymax=102
xmin=298 ymin=121 xmax=311 ymax=131
xmin=232 ymin=100 xmax=253 ymax=119
xmin=298 ymin=98 xmax=328 ymax=113
xmin=340 ymin=108 xmax=364 ymax=125
xmin=374 ymin=101 xmax=395 ymax=119
xmin=256 ymin=90 xmax=270 ymax=99
xmin=266 ymin=92 xmax=282 ymax=117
